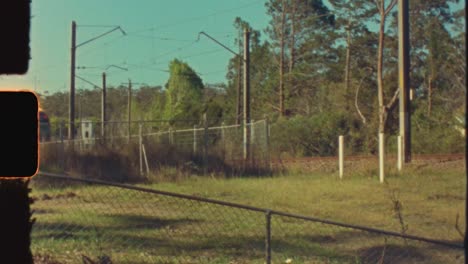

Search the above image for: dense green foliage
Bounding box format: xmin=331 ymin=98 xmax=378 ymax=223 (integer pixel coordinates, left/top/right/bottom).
xmin=41 ymin=0 xmax=465 ymax=156
xmin=163 ymin=59 xmax=204 ymax=125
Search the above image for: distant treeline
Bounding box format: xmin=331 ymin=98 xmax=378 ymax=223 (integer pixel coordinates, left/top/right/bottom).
xmin=41 ymin=0 xmax=465 ymax=156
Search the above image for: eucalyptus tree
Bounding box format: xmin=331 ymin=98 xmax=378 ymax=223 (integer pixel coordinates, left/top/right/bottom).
xmin=265 ymin=0 xmax=335 ymax=117
xmin=163 ymin=59 xmax=204 ymax=126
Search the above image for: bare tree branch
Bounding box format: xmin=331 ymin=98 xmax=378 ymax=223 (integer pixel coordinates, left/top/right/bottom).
xmin=355 ymin=76 xmax=367 ymax=125
xmin=386 ymin=88 xmax=400 ymax=112
xmin=266 ymin=102 xmax=281 ymax=112
xmin=455 ymin=213 xmax=465 ymax=239
xmin=384 ymin=0 xmax=398 ymax=17
xmin=374 ymin=0 xmax=381 ymax=13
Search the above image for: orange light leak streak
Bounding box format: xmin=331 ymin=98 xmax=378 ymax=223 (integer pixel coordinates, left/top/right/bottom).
xmin=0 ymin=89 xmax=40 ymax=179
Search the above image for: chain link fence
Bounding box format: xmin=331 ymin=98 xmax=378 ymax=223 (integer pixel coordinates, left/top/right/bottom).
xmin=31 ymin=172 xmax=464 ymax=264
xmin=39 ymin=119 xmax=271 ymax=178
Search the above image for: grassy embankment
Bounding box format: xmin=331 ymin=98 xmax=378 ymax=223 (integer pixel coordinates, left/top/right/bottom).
xmin=31 ymin=154 xmax=465 ymax=263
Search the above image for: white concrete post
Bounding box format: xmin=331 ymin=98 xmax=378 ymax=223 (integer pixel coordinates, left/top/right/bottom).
xmin=397 ymin=135 xmax=402 ymax=171
xmin=379 ymin=133 xmax=385 ymax=183
xmin=339 ymin=135 xmax=344 ymax=179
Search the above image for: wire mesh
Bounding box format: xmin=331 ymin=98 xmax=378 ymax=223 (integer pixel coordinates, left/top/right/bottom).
xmin=31 ymin=175 xmax=266 ymax=263
xmin=271 ymin=213 xmax=464 ymax=264
xmin=30 ymin=174 xmax=464 ymax=264
xmin=40 ymin=120 xmax=270 ymax=176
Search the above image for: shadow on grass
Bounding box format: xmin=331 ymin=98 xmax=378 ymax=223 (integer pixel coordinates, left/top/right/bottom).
xmin=271 ymin=230 xmax=462 ymax=264
xmin=32 ymin=214 xmax=198 ymax=237
xmin=31 ymin=216 xmax=362 ymax=262
xmin=358 ymin=244 xmax=426 ymax=264
xmin=32 ymin=212 xmax=463 ymax=263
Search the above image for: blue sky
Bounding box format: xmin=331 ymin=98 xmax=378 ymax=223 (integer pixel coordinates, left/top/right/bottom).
xmin=0 ymin=1 xmax=464 ymax=95
xmin=0 ymin=0 xmax=270 ymax=94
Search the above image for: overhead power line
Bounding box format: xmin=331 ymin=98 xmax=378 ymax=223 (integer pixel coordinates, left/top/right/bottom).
xmin=78 ymin=25 xmax=123 ymax=28
xmin=126 ymin=0 xmax=265 ymax=35
xmin=126 ymin=34 xmax=196 ymax=42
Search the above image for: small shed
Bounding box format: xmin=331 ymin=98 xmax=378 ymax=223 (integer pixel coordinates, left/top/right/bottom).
xmin=81 ymin=120 xmax=94 ymax=145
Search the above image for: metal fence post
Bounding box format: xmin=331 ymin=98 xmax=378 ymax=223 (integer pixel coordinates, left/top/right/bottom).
xmin=193 ymin=125 xmax=197 ymax=154
xmin=251 ymin=119 xmax=255 ymax=146
xmin=128 ymin=119 xmax=131 ymax=144
xmin=59 ymin=121 xmax=63 ymax=142
xmin=251 ymin=119 xmax=256 ymax=164
xmin=264 ymin=118 xmax=271 ymax=171
xmin=221 ymin=121 xmax=225 ymax=146
xmin=221 ymin=121 xmax=226 ymax=161
xmin=139 ymin=122 xmax=143 ymax=176
xmin=339 ymin=135 xmax=344 ymax=179
xmin=60 ymin=121 xmax=65 ymax=170
xmin=203 ymin=114 xmax=208 ymax=174
xmin=169 ymin=127 xmax=173 ymax=145
xmin=142 ymin=144 xmax=150 ymax=176
xmin=265 ymin=210 xmax=272 ymax=264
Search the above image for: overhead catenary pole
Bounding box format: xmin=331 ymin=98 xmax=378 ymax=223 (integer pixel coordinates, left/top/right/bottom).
xmin=101 ymin=72 xmax=106 ymax=139
xmin=197 ymin=30 xmax=250 ymax=157
xmin=243 ymin=28 xmax=251 ymax=161
xmin=69 ymin=21 xmax=76 ymax=140
xmin=236 ymin=28 xmax=242 ymax=126
xmin=69 ymin=22 xmax=126 ymax=141
xmin=398 ymin=0 xmax=411 ymax=165
xmin=128 ymin=79 xmax=132 ymax=143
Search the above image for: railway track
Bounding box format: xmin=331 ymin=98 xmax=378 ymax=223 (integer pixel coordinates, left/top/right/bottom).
xmin=270 ymin=153 xmax=465 ymax=165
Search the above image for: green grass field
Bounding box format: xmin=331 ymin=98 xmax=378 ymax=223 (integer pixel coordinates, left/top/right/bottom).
xmin=31 ymin=159 xmax=465 ymax=263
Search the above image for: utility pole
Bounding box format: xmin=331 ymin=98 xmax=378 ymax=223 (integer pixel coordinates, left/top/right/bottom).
xmin=243 ymin=28 xmax=251 ymax=161
xmin=197 ymin=30 xmax=250 ymax=157
xmin=69 ymin=22 xmax=126 ymax=140
xmin=101 ymin=72 xmax=106 ymax=139
xmin=128 ymin=79 xmax=132 ymax=143
xmin=236 ymin=29 xmax=242 ymax=126
xmin=398 ymin=0 xmax=411 ymax=166
xmin=69 ymin=21 xmax=76 ymax=140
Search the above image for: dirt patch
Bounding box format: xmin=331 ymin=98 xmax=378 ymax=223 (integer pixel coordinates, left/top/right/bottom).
xmin=359 ymin=244 xmax=426 ymax=264
xmin=427 ymin=194 xmax=464 ymax=201
xmin=33 ymin=253 xmax=63 ymax=264
xmin=33 ymin=192 xmax=78 ymax=202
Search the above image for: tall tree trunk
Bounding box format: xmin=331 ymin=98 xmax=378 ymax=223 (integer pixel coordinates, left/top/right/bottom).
xmin=279 ymin=0 xmax=286 ymax=116
xmin=344 ymin=20 xmax=352 ymax=92
xmin=376 ymin=0 xmax=398 ymax=134
xmin=377 ymin=9 xmax=386 ymax=134
xmin=376 ymin=0 xmax=397 ymax=183
xmin=289 ymin=0 xmax=296 ymax=73
xmin=428 ymin=75 xmax=433 ymax=116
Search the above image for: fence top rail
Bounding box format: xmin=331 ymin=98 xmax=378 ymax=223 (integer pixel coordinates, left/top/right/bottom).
xmin=36 ymin=171 xmax=464 ymax=250
xmin=51 ymin=118 xmax=253 ymax=125
xmin=208 ymin=124 xmax=241 ymax=130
